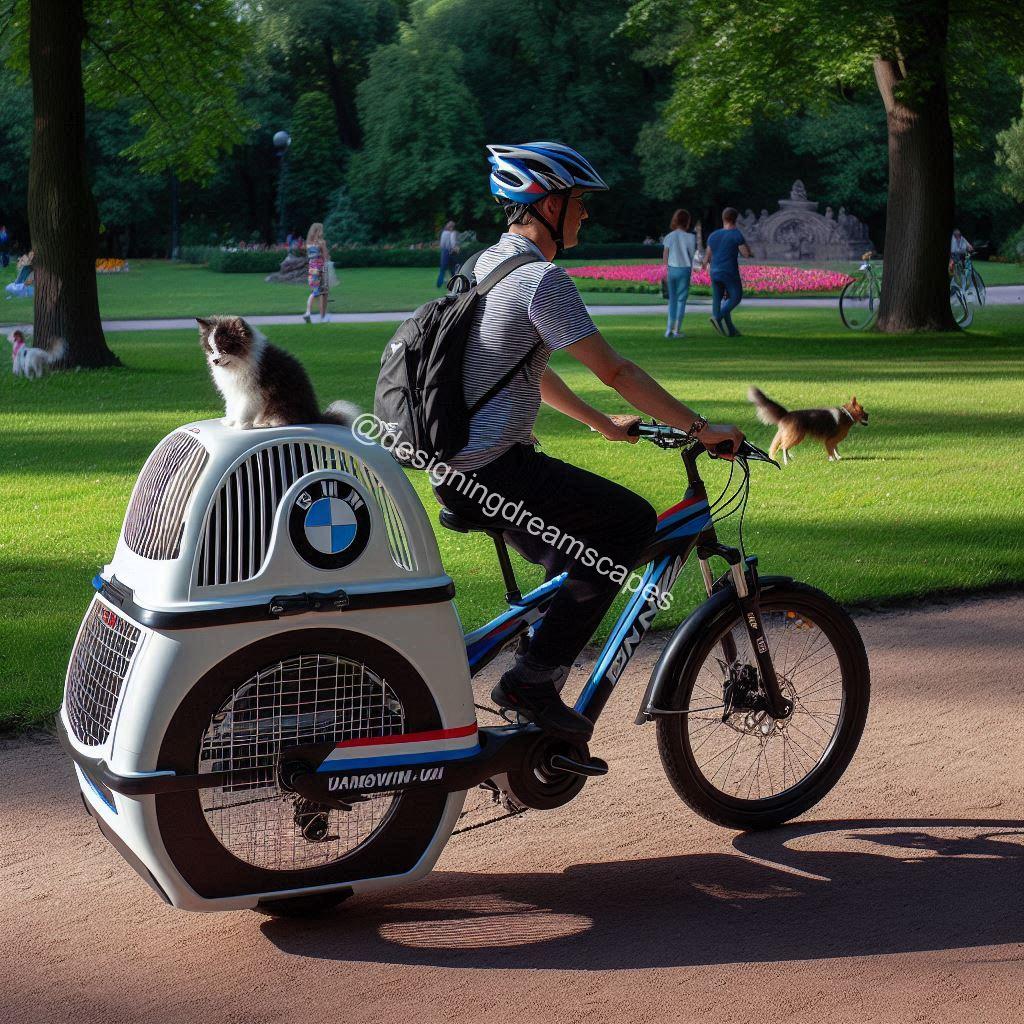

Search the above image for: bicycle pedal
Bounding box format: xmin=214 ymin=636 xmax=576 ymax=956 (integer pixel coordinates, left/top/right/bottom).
xmin=548 ymin=754 xmax=609 ymax=778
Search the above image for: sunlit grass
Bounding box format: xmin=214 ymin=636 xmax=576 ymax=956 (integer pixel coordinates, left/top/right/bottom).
xmin=1 ymin=306 xmax=1022 ymax=728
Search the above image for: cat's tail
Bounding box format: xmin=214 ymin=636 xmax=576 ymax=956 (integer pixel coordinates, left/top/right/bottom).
xmin=322 ymin=400 xmax=361 ymax=426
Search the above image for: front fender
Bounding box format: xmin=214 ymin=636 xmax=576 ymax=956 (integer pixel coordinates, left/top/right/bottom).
xmin=634 ymin=575 xmax=793 ymax=724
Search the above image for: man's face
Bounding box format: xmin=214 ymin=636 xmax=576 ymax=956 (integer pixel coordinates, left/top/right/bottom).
xmin=536 ymin=189 xmax=589 ymax=249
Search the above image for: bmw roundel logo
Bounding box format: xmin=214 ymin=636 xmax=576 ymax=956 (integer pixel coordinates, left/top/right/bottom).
xmin=288 ymin=478 xmax=371 ymax=570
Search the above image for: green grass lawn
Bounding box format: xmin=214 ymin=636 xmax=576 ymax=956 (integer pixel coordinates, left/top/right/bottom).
xmin=2 ymin=306 xmax=1023 ymax=729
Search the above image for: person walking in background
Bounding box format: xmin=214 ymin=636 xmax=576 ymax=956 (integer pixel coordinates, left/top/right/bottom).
xmin=436 ymin=219 xmax=459 ymax=287
xmin=302 ymin=222 xmax=330 ymax=323
xmin=661 ymin=208 xmax=696 ymax=338
xmin=706 ymin=207 xmax=751 ymax=337
xmin=0 ymin=224 xmax=9 ymax=268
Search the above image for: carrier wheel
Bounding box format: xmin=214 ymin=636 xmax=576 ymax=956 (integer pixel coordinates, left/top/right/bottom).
xmin=154 ymin=630 xmax=452 ymax=901
xmin=657 ymin=584 xmax=869 ymax=830
xmin=252 ymin=889 xmax=353 ymax=917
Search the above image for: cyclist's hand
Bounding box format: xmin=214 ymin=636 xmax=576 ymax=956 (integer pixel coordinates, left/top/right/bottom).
xmin=699 ymin=423 xmax=744 ymax=458
xmin=599 ymin=414 xmax=642 ymax=443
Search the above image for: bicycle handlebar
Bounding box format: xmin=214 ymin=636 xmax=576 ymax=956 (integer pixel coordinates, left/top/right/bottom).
xmin=627 ymin=421 xmax=778 ymax=466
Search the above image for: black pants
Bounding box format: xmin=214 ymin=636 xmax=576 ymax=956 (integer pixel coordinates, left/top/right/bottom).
xmin=435 ymin=445 xmax=657 ymax=668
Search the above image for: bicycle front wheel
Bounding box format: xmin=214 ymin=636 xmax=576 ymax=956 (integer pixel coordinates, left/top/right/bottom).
xmin=951 ymin=283 xmax=973 ymax=327
xmin=657 ymin=582 xmax=869 ymax=830
xmin=839 ymin=276 xmax=878 ymax=330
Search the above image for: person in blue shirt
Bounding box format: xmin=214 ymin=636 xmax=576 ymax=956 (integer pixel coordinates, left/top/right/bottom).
xmin=705 ymin=207 xmax=752 ymax=337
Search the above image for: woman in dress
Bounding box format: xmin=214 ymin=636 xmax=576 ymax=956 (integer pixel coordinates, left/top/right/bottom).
xmin=302 ymin=222 xmax=330 ymax=323
xmin=662 ymin=209 xmax=696 ymax=338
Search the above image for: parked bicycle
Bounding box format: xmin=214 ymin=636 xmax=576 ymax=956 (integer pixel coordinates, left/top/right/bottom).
xmin=59 ymin=419 xmax=870 ymax=916
xmin=840 ymin=251 xmax=971 ymax=329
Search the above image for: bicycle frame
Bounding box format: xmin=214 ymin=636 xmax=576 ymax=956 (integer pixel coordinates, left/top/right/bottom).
xmin=462 ymin=445 xmax=775 ymax=725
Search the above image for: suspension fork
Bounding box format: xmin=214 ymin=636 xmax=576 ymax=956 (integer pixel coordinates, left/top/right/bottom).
xmin=697 ymin=540 xmax=793 ymax=720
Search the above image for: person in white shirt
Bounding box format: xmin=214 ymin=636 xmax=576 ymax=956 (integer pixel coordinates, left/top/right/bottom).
xmin=437 ymin=219 xmax=460 ymax=287
xmin=949 ymin=228 xmax=974 ymax=273
xmin=662 ymin=209 xmax=697 ymax=338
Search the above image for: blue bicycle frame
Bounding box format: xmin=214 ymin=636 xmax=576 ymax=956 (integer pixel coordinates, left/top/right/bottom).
xmin=462 ymin=474 xmax=714 ymax=724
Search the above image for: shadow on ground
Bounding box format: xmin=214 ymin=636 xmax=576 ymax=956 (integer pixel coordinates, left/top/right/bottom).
xmin=261 ymin=818 xmax=1024 ymax=969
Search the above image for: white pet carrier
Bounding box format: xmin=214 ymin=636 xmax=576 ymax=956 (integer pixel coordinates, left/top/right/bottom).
xmin=58 ymin=420 xmax=473 ymax=912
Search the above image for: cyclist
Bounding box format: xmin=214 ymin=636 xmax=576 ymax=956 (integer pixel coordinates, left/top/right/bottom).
xmin=433 ymin=141 xmax=744 ymax=743
xmin=949 ymin=228 xmax=974 ymax=273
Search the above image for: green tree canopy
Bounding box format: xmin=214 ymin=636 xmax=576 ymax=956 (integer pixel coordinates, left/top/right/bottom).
xmin=353 ymin=32 xmax=486 ymax=236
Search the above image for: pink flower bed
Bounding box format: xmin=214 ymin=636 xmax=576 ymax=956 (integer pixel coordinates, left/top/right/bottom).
xmin=567 ymin=263 xmax=854 ymax=294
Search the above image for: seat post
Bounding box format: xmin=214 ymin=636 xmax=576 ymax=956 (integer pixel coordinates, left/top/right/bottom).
xmin=488 ymin=532 xmax=522 ymax=604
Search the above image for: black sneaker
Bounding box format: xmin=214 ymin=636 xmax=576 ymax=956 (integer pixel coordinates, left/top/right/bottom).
xmin=492 ymin=666 xmax=594 ymax=742
xmin=709 ymin=316 xmax=724 ymax=335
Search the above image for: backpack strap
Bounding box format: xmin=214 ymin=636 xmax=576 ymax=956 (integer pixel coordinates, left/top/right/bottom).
xmin=463 ymin=250 xmax=545 ymax=416
xmin=473 ymin=251 xmax=540 ymax=293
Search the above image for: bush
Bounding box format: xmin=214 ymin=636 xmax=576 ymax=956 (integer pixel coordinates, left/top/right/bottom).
xmin=323 ymin=187 xmax=372 ymax=247
xmin=207 ymin=249 xmax=285 ymax=273
xmin=1000 ymin=226 xmax=1024 ymax=262
xmin=179 ymin=245 xmax=218 ymax=265
xmin=568 ymin=243 xmax=663 ymax=259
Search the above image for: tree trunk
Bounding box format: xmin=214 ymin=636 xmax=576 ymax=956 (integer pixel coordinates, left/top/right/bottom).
xmin=28 ymin=0 xmax=119 ymax=367
xmin=873 ymin=3 xmax=956 ymax=332
xmin=321 ymin=38 xmax=360 ymax=151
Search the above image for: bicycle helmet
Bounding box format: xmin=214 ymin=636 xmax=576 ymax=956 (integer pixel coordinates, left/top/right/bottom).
xmin=487 ymin=141 xmax=608 ymax=248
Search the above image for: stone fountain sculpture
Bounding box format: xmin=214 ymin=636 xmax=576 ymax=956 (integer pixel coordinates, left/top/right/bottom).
xmin=740 ymin=181 xmax=873 ymax=261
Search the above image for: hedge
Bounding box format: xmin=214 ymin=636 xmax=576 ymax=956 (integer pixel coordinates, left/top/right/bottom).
xmin=178 ymin=241 xmax=665 ymax=272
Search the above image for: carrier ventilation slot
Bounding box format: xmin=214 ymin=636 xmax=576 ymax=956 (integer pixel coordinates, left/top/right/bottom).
xmin=65 ymin=598 xmax=142 ymax=747
xmin=123 ymin=432 xmax=208 ymax=560
xmin=196 ymin=442 xmax=415 ymax=587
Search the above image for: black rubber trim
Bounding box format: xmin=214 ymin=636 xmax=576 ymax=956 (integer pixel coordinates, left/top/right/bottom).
xmin=96 ymin=574 xmax=455 ymax=630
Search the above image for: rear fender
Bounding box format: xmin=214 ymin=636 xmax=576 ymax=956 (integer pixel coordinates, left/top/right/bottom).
xmin=635 ymin=575 xmax=793 ymax=724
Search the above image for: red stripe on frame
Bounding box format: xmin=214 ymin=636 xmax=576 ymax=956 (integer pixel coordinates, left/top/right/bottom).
xmin=334 ymin=723 xmax=478 ymax=750
xmin=657 ymin=495 xmax=702 ymax=522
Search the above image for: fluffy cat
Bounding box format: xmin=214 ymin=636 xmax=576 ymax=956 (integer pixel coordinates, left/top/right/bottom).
xmin=197 ymin=316 xmax=358 ymax=429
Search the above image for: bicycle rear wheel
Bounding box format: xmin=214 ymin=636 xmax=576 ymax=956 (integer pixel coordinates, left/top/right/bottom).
xmin=154 ymin=629 xmax=451 ymax=905
xmin=839 ymin=276 xmax=878 ymax=330
xmin=970 ymin=268 xmax=986 ymax=307
xmin=657 ymin=582 xmax=869 ymax=830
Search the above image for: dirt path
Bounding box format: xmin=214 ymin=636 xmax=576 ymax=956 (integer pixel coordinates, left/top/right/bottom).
xmin=2 ymin=596 xmax=1022 ymax=1024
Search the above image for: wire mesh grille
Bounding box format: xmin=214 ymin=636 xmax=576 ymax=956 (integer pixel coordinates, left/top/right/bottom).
xmin=65 ymin=599 xmax=142 ymax=747
xmin=123 ymin=432 xmax=208 ymax=560
xmin=195 ymin=442 xmax=415 ymax=587
xmin=197 ymin=653 xmax=405 ymax=871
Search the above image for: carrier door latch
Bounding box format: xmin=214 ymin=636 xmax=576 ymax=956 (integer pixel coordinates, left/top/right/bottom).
xmin=268 ymin=589 xmax=350 ymax=617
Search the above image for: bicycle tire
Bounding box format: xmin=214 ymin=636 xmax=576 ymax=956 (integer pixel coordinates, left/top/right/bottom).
xmin=657 ymin=582 xmax=869 ymax=830
xmin=153 ymin=629 xmax=451 ymax=902
xmin=839 ymin=276 xmax=878 ymax=330
xmin=970 ymin=268 xmax=986 ymax=307
xmin=950 ymin=283 xmax=972 ymax=327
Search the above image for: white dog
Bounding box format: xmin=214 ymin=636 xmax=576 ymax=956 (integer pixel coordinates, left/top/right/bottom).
xmin=8 ymin=328 xmax=65 ymax=378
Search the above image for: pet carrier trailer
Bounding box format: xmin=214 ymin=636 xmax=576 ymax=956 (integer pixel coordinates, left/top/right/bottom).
xmin=58 ymin=420 xmax=474 ymax=913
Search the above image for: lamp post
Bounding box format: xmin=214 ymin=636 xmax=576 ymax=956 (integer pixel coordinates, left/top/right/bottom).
xmin=273 ymin=130 xmax=291 ymax=245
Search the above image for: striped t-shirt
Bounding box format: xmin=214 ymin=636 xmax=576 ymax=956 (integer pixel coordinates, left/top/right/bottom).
xmin=448 ymin=233 xmax=597 ymax=471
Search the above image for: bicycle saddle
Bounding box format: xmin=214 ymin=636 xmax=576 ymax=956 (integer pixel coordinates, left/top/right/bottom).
xmin=438 ymin=507 xmax=500 ymax=535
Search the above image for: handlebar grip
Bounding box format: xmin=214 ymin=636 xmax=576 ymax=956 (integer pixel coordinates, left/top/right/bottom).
xmin=710 ymin=439 xmax=735 ymax=456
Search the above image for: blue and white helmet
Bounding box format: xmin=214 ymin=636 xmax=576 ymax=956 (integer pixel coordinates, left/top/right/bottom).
xmin=487 ymin=142 xmax=609 ymax=206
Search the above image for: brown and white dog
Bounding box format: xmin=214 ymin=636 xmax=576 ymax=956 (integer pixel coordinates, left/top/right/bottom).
xmin=748 ymin=386 xmax=869 ymax=464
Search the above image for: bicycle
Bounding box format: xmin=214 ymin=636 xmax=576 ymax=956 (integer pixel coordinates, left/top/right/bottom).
xmin=840 ymin=251 xmax=971 ymax=329
xmin=951 ymin=247 xmax=986 ymax=308
xmin=58 ymin=419 xmax=870 ymax=916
